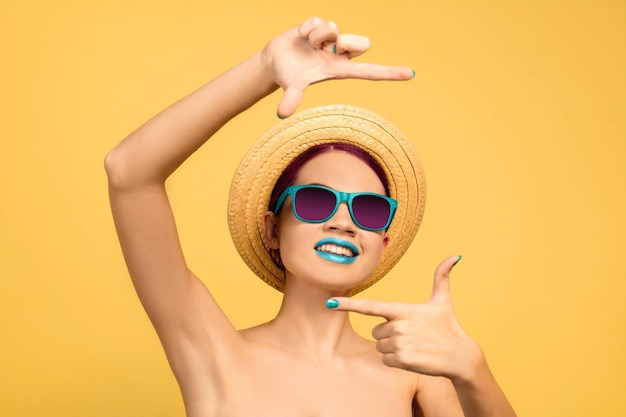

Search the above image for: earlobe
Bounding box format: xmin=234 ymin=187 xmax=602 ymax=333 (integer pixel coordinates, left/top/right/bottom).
xmin=263 ymin=211 xmax=280 ymax=249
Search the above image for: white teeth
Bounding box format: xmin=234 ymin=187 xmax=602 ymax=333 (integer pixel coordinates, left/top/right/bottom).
xmin=316 ymin=244 xmax=355 ymax=257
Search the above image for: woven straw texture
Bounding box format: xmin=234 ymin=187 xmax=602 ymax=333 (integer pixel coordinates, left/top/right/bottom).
xmin=228 ymin=104 xmax=426 ymax=294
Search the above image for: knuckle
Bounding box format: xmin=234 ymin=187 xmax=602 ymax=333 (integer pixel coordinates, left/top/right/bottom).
xmin=392 ymin=349 xmax=411 ymax=366
xmin=381 ymin=353 xmax=396 ymax=367
xmin=371 ymin=326 xmax=381 ymax=339
xmin=375 ymin=339 xmax=385 ymax=352
xmin=392 ymin=320 xmax=409 ymax=335
xmin=327 ymin=20 xmax=339 ymax=31
xmin=390 ymin=336 xmax=403 ymax=350
xmin=388 ymin=317 xmax=412 ymax=332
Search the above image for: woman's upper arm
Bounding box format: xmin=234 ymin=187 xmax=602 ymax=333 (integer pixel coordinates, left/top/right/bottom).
xmin=106 ymin=167 xmax=238 ymax=355
xmin=414 ymin=375 xmax=464 ymax=417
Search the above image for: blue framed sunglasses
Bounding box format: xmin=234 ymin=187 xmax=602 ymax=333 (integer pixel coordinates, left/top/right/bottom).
xmin=273 ymin=184 xmax=398 ymax=231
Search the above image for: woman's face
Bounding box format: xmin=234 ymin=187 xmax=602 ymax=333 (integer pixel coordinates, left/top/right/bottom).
xmin=264 ymin=150 xmax=389 ymax=294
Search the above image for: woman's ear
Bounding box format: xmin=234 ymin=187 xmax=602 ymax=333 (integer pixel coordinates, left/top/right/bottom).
xmin=380 ymin=234 xmax=389 ymax=254
xmin=263 ymin=211 xmax=280 ymax=249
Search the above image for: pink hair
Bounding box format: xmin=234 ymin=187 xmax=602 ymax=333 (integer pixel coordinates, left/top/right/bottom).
xmin=268 ymin=142 xmax=390 ymax=212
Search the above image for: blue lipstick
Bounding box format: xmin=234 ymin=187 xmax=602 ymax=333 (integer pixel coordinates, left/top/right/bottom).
xmin=314 ymin=238 xmax=359 ymax=265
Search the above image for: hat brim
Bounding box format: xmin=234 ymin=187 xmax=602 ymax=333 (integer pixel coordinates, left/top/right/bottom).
xmin=228 ymin=104 xmax=426 ymax=294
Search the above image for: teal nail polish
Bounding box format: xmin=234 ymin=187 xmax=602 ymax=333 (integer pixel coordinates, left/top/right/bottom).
xmin=326 ymin=299 xmax=339 ymax=309
xmin=453 ymin=255 xmax=462 ymax=267
xmin=411 ymin=69 xmax=416 ymax=79
xmin=333 ymin=44 xmax=337 ymax=54
xmin=277 ymin=113 xmax=284 ymax=120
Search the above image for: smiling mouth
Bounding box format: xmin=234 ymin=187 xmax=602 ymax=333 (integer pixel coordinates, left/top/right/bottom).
xmin=315 ymin=243 xmax=356 ymax=258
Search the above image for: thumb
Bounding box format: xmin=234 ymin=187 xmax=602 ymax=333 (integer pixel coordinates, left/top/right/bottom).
xmin=429 ymin=255 xmax=462 ymax=304
xmin=277 ymin=85 xmax=304 ymax=119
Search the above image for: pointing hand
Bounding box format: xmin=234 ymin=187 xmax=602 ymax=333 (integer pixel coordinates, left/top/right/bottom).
xmin=329 ymin=256 xmax=481 ymax=380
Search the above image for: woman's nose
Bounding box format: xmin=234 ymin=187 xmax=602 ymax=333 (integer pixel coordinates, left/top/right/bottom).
xmin=324 ymin=202 xmax=357 ymax=234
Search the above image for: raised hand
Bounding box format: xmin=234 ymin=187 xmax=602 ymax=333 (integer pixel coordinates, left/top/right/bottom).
xmin=262 ymin=16 xmax=415 ymax=118
xmin=328 ymin=255 xmax=482 ymax=381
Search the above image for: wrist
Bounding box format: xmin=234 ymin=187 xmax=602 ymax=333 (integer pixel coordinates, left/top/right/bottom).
xmin=448 ymin=341 xmax=517 ymax=417
xmin=449 ymin=338 xmax=489 ymax=387
xmin=236 ymin=51 xmax=279 ymax=101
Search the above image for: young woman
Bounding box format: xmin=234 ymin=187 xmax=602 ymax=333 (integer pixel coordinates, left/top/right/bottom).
xmin=105 ymin=16 xmax=516 ymax=417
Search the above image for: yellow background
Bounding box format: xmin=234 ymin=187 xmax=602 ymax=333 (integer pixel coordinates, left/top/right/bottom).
xmin=1 ymin=0 xmax=625 ymax=416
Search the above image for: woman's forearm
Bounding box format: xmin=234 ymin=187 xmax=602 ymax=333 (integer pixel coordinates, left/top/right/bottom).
xmin=451 ymin=347 xmax=517 ymax=417
xmin=105 ymin=51 xmax=277 ymax=189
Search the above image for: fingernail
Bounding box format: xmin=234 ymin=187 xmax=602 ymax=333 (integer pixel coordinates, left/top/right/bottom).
xmin=332 ymin=44 xmax=337 ymax=54
xmin=411 ymin=69 xmax=416 ymax=79
xmin=326 ymin=299 xmax=339 ymax=309
xmin=452 ymin=255 xmax=462 ymax=267
xmin=277 ymin=113 xmax=284 ymax=120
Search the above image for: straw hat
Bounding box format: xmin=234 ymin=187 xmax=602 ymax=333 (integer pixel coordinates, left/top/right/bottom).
xmin=227 ymin=104 xmax=426 ymax=294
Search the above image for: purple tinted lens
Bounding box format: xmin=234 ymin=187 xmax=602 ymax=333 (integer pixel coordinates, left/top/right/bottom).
xmin=352 ymin=195 xmax=391 ymax=229
xmin=294 ymin=187 xmax=337 ymax=221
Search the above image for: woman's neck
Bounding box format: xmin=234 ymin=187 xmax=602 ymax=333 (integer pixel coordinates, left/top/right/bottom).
xmin=263 ymin=280 xmax=368 ymax=362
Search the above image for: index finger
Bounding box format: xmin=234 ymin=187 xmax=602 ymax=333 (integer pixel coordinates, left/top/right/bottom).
xmin=327 ymin=297 xmax=406 ymax=320
xmin=332 ymin=62 xmax=415 ymax=81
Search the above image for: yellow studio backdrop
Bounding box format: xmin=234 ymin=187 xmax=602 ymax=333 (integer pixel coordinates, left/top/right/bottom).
xmin=1 ymin=0 xmax=624 ymax=416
